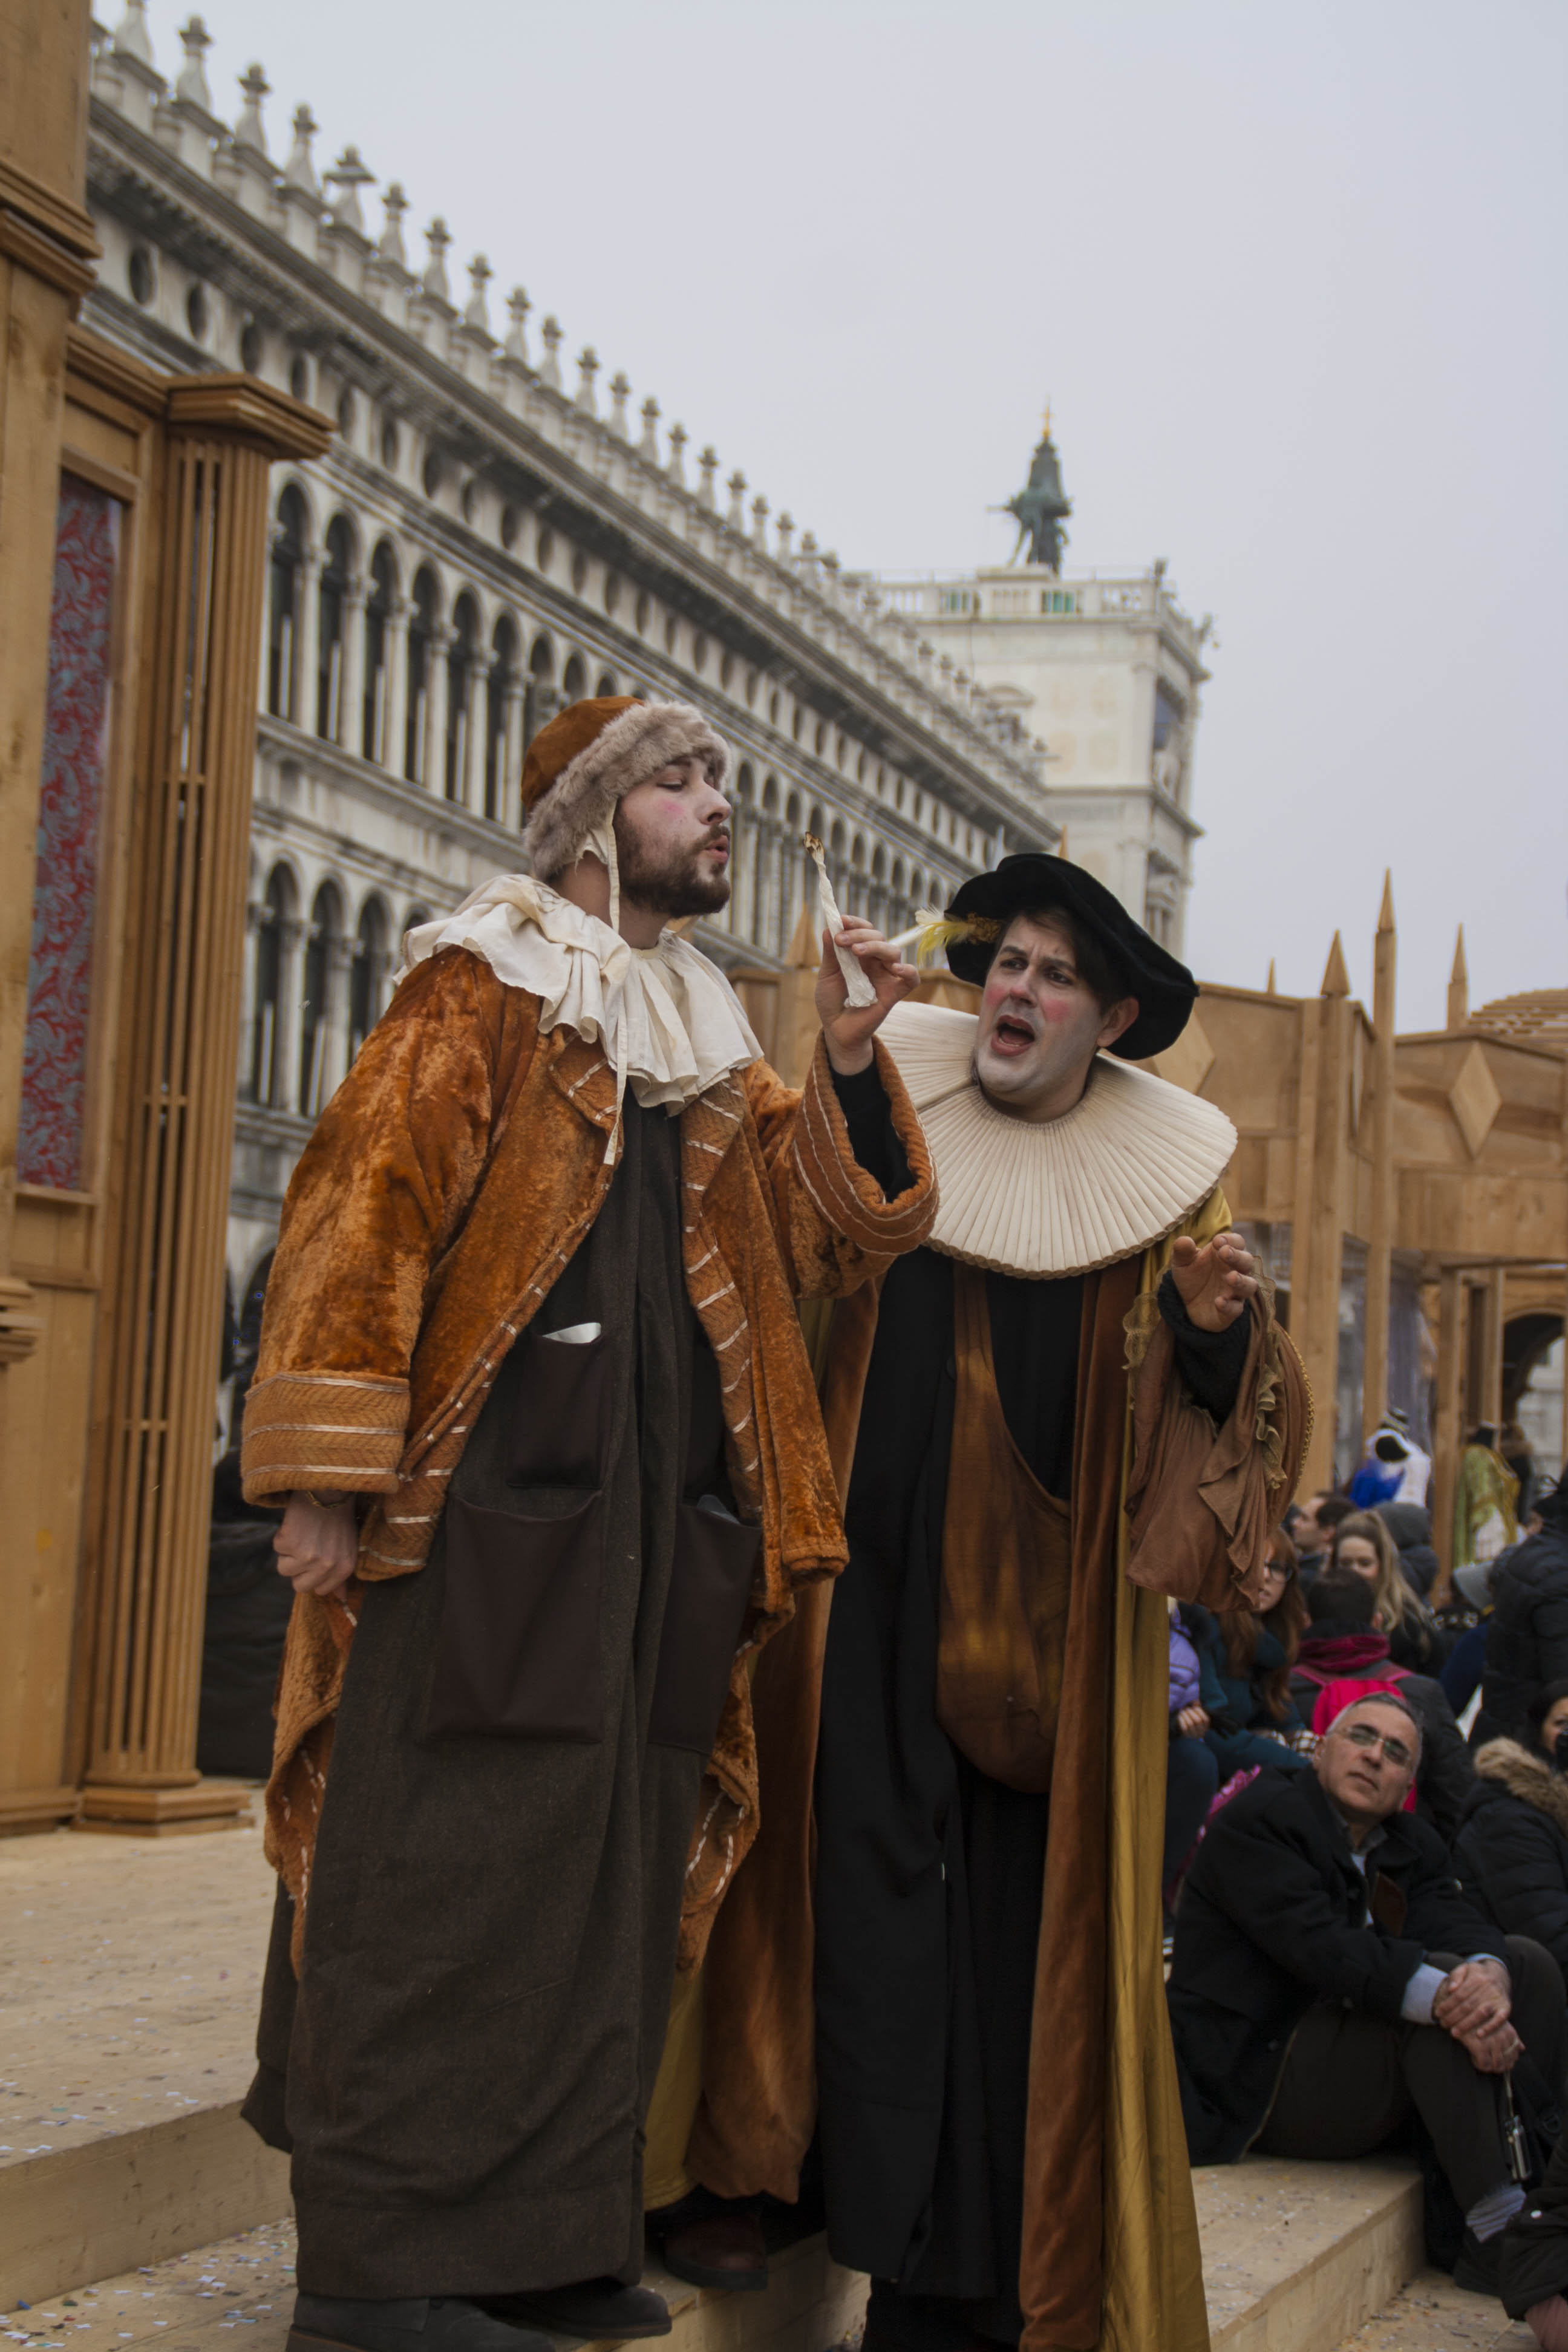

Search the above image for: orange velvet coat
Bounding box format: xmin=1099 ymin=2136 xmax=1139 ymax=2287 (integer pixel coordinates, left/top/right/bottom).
xmin=240 ymin=946 xmax=936 ymax=1965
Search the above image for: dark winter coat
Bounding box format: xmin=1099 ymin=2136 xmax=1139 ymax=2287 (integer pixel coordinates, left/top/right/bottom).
xmin=1183 ymin=1604 xmax=1309 ymax=1777
xmin=1455 ymin=1740 xmax=1568 ymax=1986
xmin=1477 ymin=1526 xmax=1568 ymax=1749
xmin=1379 ymin=1502 xmax=1441 ymax=1601
xmin=1290 ymin=1621 xmax=1474 ymax=1842
xmin=1168 ymin=1766 xmax=1505 ymax=2164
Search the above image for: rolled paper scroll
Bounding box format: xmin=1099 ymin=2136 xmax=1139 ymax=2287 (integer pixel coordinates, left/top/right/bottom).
xmin=804 ymin=833 xmax=877 ymax=1009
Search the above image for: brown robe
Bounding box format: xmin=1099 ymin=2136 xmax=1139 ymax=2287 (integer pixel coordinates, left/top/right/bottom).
xmin=690 ymin=1189 xmax=1309 ymax=2352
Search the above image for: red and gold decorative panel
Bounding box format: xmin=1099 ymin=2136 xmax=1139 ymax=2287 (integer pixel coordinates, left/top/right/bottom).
xmin=19 ymin=475 xmax=119 ymax=1191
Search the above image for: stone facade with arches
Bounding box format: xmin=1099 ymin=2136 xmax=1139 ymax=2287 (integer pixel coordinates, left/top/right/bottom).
xmin=80 ymin=8 xmax=1058 ymax=1322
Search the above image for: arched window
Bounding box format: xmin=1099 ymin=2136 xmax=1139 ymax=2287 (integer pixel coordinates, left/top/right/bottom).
xmin=298 ymin=881 xmax=344 ymax=1117
xmin=446 ymin=592 xmax=480 ymax=802
xmin=486 ymin=617 xmax=520 ymax=823
xmin=523 ymin=633 xmax=555 ymax=750
xmin=405 ymin=567 xmax=439 ymax=783
xmin=595 ymin=668 xmax=616 ymax=697
xmin=562 ymin=650 xmax=587 ymax=702
xmin=362 ymin=541 xmax=395 ymax=762
xmin=348 ymin=897 xmax=390 ymax=1062
xmin=249 ymin=864 xmax=293 ymax=1104
xmin=316 ymin=514 xmax=353 ymax=739
xmin=267 ymin=486 xmax=307 ymax=719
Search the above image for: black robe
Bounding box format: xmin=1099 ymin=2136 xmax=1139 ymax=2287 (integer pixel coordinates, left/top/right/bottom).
xmin=244 ymin=1097 xmax=752 ymax=2299
xmin=813 ymin=1241 xmax=1244 ymax=2347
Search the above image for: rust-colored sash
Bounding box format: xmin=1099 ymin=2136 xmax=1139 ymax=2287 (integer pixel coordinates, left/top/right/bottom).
xmin=936 ymin=1263 xmax=1073 ymax=1793
xmin=1019 ymin=1253 xmax=1142 ymax=2351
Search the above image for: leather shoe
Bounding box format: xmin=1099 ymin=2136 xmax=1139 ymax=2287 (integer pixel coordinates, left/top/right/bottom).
xmin=483 ymin=2281 xmax=671 ymax=2338
xmin=289 ymin=2294 xmax=552 ymax=2352
xmin=659 ymin=2209 xmax=768 ymax=2293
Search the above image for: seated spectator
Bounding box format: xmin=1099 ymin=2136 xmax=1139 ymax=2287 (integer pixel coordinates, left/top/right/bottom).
xmin=1165 ymin=1609 xmax=1220 ymax=1935
xmin=1477 ymin=1481 xmax=1568 ymax=1749
xmin=1292 ymin=1567 xmax=1474 ymax=1840
xmin=1168 ymin=1691 xmax=1567 ymax=2296
xmin=1331 ymin=1509 xmax=1448 ymax=1673
xmin=1295 ymin=1491 xmax=1356 ymax=1583
xmin=1183 ymin=1530 xmax=1313 ymax=1780
xmin=1456 ymin=1682 xmax=1568 ymax=1994
xmin=1378 ymin=1501 xmax=1442 ymax=1601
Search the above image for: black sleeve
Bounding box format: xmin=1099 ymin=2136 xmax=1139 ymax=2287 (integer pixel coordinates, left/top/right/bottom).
xmin=1403 ymin=1676 xmax=1475 ymax=1844
xmin=1157 ymin=1268 xmax=1250 ymax=1423
xmin=1468 ymin=1809 xmax=1568 ymax=1981
xmin=829 ymin=1060 xmax=912 ymax=1201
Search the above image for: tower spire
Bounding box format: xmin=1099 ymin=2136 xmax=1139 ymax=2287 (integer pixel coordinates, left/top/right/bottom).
xmin=1447 ymin=926 xmax=1469 ymax=1029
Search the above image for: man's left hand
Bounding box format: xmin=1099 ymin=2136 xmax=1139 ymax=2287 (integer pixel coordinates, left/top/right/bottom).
xmin=1433 ymin=1958 xmax=1512 ymax=2041
xmin=817 ymin=918 xmax=918 ymax=1076
xmin=1171 ymin=1229 xmax=1259 ymax=1332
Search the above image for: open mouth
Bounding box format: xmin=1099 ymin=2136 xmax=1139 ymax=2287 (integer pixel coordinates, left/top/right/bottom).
xmin=991 ymin=1014 xmax=1036 ymax=1054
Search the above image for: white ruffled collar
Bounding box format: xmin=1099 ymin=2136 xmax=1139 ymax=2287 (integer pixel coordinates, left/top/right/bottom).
xmin=877 ymin=999 xmax=1236 ymax=1278
xmin=398 ymin=874 xmax=762 ymax=1122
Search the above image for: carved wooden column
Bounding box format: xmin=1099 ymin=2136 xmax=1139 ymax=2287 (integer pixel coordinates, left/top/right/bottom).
xmin=1431 ymin=1265 xmax=1467 ymax=1603
xmin=1362 ymin=873 xmax=1397 ymax=1439
xmin=77 ymin=374 xmax=329 ymax=1832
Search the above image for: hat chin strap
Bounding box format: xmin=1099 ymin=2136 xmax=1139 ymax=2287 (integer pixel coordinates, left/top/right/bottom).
xmin=582 ymin=813 xmax=627 ymax=1163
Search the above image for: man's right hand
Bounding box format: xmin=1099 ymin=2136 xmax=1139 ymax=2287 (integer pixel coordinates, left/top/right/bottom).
xmin=276 ymin=1492 xmax=359 ymax=1596
xmin=1434 ymin=1959 xmax=1522 ymax=2073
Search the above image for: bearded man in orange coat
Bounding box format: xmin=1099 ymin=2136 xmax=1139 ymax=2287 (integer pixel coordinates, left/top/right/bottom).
xmin=238 ymin=698 xmax=935 ymax=2352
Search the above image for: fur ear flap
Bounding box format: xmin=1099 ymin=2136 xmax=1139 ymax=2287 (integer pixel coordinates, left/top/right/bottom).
xmin=1474 ymin=1738 xmax=1568 ymax=1838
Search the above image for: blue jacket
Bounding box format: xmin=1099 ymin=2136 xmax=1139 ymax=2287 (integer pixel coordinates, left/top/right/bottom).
xmin=1183 ymin=1604 xmax=1310 ymax=1777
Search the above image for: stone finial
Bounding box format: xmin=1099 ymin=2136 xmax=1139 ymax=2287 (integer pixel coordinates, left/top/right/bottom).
xmin=667 ymin=423 xmax=688 ymax=486
xmin=575 ymin=347 xmax=599 ymax=414
xmin=608 ymin=373 xmax=632 ymax=439
xmin=776 ymin=511 xmax=794 ymax=560
xmin=175 ymin=16 xmax=212 ymax=108
xmin=751 ymin=494 xmax=769 ymax=550
xmin=377 ymin=181 xmax=408 ymax=266
xmin=697 ymin=446 xmax=719 ymax=509
xmin=822 ymin=550 xmax=841 ymax=596
xmin=325 ymin=145 xmax=374 ymax=233
xmin=283 ymin=103 xmax=318 ymax=194
xmin=113 ymin=0 xmax=155 ymax=67
xmin=725 ymin=471 xmax=747 ymax=530
xmin=464 ymin=254 xmax=492 ymax=332
xmin=503 ymin=286 xmax=531 ymax=363
xmin=422 ymin=218 xmax=451 ymax=301
xmin=539 ymin=316 xmax=563 ymax=389
xmin=799 ymin=531 xmax=820 ymax=582
xmin=234 ymin=62 xmax=269 ymax=155
xmin=639 ymin=397 xmax=661 ymax=462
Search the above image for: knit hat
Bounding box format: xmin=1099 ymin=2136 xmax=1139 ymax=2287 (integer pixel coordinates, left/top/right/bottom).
xmin=519 ymin=696 xmax=731 ymax=880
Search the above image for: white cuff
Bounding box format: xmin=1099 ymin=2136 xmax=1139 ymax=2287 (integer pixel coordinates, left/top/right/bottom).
xmin=1400 ymin=1962 xmax=1448 ymax=2025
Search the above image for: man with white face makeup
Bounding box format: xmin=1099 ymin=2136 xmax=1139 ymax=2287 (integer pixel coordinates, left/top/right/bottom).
xmin=685 ymin=855 xmax=1310 ymax=2352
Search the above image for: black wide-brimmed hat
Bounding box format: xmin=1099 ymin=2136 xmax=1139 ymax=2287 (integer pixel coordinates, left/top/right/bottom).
xmin=934 ymin=852 xmax=1198 ymax=1060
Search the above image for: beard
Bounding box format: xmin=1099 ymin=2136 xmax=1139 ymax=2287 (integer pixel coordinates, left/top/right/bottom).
xmin=615 ymin=812 xmax=731 ymax=920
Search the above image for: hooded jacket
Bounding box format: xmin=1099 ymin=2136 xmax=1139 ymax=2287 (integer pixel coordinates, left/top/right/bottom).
xmin=1477 ymin=1525 xmax=1568 ymax=1749
xmin=1455 ymin=1740 xmax=1568 ymax=1984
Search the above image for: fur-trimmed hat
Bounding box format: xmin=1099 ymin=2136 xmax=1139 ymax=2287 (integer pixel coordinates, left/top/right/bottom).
xmin=519 ymin=696 xmax=731 ymax=878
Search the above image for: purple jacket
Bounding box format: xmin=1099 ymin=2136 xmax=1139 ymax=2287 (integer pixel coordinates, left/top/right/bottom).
xmin=1169 ymin=1619 xmax=1203 ymax=1716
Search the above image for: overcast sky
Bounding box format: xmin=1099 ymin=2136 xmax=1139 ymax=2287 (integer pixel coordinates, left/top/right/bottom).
xmin=144 ymin=0 xmax=1567 ymax=1030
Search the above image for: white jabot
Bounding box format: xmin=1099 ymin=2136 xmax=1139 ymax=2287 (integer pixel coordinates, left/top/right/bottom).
xmin=876 ymin=999 xmax=1237 ymax=1279
xmin=397 ymin=871 xmax=763 ymax=1120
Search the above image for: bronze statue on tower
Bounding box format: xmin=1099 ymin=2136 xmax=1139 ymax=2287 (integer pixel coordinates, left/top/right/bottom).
xmin=1005 ymin=408 xmax=1072 ymax=569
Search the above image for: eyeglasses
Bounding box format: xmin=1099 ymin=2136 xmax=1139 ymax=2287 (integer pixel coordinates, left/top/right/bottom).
xmin=1341 ymin=1722 xmax=1414 ymax=1771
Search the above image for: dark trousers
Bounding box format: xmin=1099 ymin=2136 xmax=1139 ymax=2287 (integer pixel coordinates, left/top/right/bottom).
xmin=1163 ymin=1734 xmax=1219 ymax=1893
xmin=1257 ymin=1935 xmax=1566 ymax=2213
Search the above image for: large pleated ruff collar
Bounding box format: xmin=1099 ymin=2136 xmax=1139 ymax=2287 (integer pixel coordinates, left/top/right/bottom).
xmin=398 ymin=873 xmax=763 ymax=1120
xmin=877 ymin=999 xmax=1236 ymax=1279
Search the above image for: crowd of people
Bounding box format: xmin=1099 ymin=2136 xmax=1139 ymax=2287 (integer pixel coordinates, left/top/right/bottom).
xmin=1163 ymin=1434 xmax=1568 ymax=2343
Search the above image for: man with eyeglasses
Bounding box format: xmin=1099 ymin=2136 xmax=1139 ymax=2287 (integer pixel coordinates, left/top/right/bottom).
xmin=1169 ymin=1691 xmax=1567 ymax=2299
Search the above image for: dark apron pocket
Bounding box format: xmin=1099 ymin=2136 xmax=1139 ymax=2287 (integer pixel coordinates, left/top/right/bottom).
xmin=648 ymin=1499 xmax=762 ymax=1756
xmin=426 ymin=1489 xmax=606 ymax=1741
xmin=506 ymin=1330 xmax=610 ymax=1490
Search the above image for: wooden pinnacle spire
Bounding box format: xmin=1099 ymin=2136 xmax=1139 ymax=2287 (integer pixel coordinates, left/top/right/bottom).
xmin=1320 ymin=931 xmax=1351 ymax=998
xmin=1266 ymin=958 xmax=1277 ymax=995
xmin=1447 ymin=925 xmax=1469 ymax=1030
xmin=1377 ymin=868 xmax=1396 ymax=934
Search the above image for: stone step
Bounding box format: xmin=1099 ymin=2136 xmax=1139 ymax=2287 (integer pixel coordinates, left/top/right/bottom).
xmin=1336 ymin=2266 xmax=1535 ymax=2350
xmin=1195 ymin=2155 xmax=1424 ymax=2351
xmin=0 ymin=2220 xmax=866 ymax=2352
